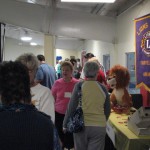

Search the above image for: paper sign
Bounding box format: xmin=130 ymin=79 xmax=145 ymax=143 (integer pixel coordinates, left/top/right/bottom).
xmin=106 ymin=121 xmax=116 ymax=147
xmin=64 ymin=92 xmax=72 ymax=98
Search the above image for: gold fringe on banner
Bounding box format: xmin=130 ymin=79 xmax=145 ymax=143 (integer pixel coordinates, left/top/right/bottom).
xmin=136 ymin=82 xmax=150 ymax=92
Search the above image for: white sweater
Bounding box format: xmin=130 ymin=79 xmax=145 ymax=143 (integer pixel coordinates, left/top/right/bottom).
xmin=31 ymin=84 xmax=55 ymax=123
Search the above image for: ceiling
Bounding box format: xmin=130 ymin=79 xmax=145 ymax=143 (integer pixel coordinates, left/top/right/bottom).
xmin=2 ymin=0 xmax=143 ymax=50
xmin=16 ymin=0 xmax=141 ymax=17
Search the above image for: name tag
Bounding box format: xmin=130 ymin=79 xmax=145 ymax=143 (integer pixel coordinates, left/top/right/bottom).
xmin=64 ymin=92 xmax=72 ymax=98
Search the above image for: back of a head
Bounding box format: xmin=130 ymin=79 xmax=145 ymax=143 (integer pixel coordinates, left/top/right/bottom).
xmin=37 ymin=54 xmax=45 ymax=61
xmin=16 ymin=53 xmax=39 ymax=71
xmin=65 ymin=58 xmax=70 ymax=61
xmin=84 ymin=53 xmax=94 ymax=59
xmin=0 ymin=61 xmax=31 ymax=105
xmin=70 ymin=58 xmax=77 ymax=66
xmin=84 ymin=61 xmax=99 ymax=78
xmin=76 ymin=58 xmax=80 ymax=62
xmin=88 ymin=57 xmax=100 ymax=66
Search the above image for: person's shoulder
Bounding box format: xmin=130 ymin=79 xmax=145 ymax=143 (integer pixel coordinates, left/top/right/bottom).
xmin=41 ymin=64 xmax=55 ymax=72
xmin=96 ymin=81 xmax=103 ymax=86
xmin=37 ymin=64 xmax=43 ymax=70
xmin=96 ymin=81 xmax=107 ymax=91
xmin=54 ymin=78 xmax=64 ymax=84
xmin=38 ymin=111 xmax=51 ymax=118
xmin=74 ymin=80 xmax=83 ymax=88
xmin=40 ymin=63 xmax=49 ymax=69
xmin=45 ymin=63 xmax=53 ymax=68
xmin=35 ymin=83 xmax=50 ymax=91
xmin=47 ymin=65 xmax=56 ymax=71
xmin=98 ymin=70 xmax=105 ymax=79
xmin=72 ymin=78 xmax=80 ymax=83
xmin=36 ymin=110 xmax=53 ymax=124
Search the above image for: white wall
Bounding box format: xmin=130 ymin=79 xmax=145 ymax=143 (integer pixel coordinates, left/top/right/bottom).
xmin=4 ymin=37 xmax=80 ymax=63
xmin=82 ymin=40 xmax=115 ymax=68
xmin=4 ymin=37 xmax=44 ymax=61
xmin=116 ymin=0 xmax=150 ymax=66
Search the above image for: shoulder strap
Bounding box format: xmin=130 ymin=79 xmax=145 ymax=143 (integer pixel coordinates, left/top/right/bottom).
xmin=78 ymin=81 xmax=84 ymax=107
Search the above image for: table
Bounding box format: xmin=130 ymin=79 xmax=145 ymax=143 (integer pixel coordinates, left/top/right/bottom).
xmin=106 ymin=112 xmax=150 ymax=150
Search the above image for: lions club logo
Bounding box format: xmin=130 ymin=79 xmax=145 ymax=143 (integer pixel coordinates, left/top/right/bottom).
xmin=141 ymin=31 xmax=150 ymax=56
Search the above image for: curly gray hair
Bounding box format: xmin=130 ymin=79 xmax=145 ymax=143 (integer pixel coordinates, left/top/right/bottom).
xmin=16 ymin=53 xmax=39 ymax=73
xmin=83 ymin=61 xmax=99 ymax=78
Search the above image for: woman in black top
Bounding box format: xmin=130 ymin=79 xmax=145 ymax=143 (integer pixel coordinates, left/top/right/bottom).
xmin=0 ymin=61 xmax=61 ymax=150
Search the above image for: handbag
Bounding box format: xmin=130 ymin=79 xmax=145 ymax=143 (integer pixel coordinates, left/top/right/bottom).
xmin=67 ymin=82 xmax=84 ymax=133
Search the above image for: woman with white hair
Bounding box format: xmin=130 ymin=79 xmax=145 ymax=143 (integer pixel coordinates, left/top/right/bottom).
xmin=80 ymin=53 xmax=107 ymax=87
xmin=63 ymin=61 xmax=110 ymax=150
xmin=16 ymin=53 xmax=55 ymax=123
xmin=88 ymin=57 xmax=107 ymax=87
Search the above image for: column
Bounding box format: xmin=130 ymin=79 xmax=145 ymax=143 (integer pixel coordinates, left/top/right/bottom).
xmin=44 ymin=34 xmax=55 ymax=66
xmin=0 ymin=23 xmax=6 ymax=62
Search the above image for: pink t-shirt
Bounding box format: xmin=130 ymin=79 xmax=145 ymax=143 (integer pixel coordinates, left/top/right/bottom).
xmin=51 ymin=78 xmax=79 ymax=114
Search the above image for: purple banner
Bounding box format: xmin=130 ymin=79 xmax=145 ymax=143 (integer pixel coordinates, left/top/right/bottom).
xmin=135 ymin=14 xmax=150 ymax=91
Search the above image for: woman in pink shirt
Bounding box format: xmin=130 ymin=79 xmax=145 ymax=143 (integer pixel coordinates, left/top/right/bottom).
xmin=51 ymin=61 xmax=79 ymax=150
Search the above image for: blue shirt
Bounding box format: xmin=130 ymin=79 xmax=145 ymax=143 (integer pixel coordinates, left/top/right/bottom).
xmin=36 ymin=63 xmax=56 ymax=89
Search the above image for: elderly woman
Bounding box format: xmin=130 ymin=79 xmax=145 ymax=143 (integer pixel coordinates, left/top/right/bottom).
xmin=80 ymin=53 xmax=107 ymax=87
xmin=16 ymin=53 xmax=55 ymax=123
xmin=0 ymin=61 xmax=61 ymax=150
xmin=63 ymin=61 xmax=110 ymax=150
xmin=52 ymin=61 xmax=79 ymax=150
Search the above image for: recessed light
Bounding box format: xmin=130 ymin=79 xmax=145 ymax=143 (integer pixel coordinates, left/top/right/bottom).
xmin=30 ymin=42 xmax=37 ymax=46
xmin=21 ymin=36 xmax=32 ymax=41
xmin=27 ymin=0 xmax=35 ymax=4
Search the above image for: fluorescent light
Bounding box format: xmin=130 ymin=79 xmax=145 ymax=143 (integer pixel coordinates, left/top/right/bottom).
xmin=21 ymin=30 xmax=32 ymax=41
xmin=61 ymin=0 xmax=115 ymax=3
xmin=21 ymin=36 xmax=32 ymax=41
xmin=30 ymin=42 xmax=37 ymax=46
xmin=27 ymin=0 xmax=35 ymax=4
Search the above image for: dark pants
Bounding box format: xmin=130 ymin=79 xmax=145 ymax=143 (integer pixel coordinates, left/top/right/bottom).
xmin=57 ymin=73 xmax=61 ymax=79
xmin=55 ymin=111 xmax=74 ymax=149
xmin=104 ymin=134 xmax=116 ymax=150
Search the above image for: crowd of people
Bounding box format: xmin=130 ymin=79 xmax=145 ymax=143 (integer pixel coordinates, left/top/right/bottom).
xmin=0 ymin=52 xmax=111 ymax=150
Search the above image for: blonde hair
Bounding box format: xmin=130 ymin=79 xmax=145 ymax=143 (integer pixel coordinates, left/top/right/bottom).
xmin=88 ymin=57 xmax=100 ymax=66
xmin=61 ymin=61 xmax=73 ymax=71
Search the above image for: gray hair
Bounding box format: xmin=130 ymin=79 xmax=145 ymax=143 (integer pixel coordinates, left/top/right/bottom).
xmin=84 ymin=61 xmax=99 ymax=78
xmin=16 ymin=53 xmax=39 ymax=72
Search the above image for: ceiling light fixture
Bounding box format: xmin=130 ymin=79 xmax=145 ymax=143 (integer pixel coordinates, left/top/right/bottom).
xmin=61 ymin=0 xmax=115 ymax=3
xmin=21 ymin=36 xmax=32 ymax=41
xmin=30 ymin=42 xmax=37 ymax=46
xmin=27 ymin=0 xmax=35 ymax=4
xmin=21 ymin=30 xmax=32 ymax=41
